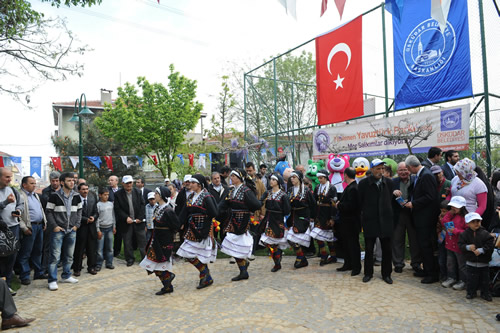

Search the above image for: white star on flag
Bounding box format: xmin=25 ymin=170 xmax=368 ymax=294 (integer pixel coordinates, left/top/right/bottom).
xmin=333 ymin=74 xmax=344 ymax=89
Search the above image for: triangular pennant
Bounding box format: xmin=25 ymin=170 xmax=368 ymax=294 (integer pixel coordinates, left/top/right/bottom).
xmin=120 ymin=156 xmax=131 ymax=168
xmin=188 ymin=154 xmax=194 ymax=167
xmin=86 ymin=156 xmax=102 ymax=169
xmin=176 ymin=154 xmax=184 ymax=165
xmin=334 ymin=0 xmax=346 ymax=19
xmin=198 ymin=153 xmax=206 ymax=169
xmin=321 ymin=0 xmax=328 ymax=16
xmin=136 ymin=155 xmax=143 ymax=167
xmin=0 ymin=156 xmax=4 ymax=168
xmin=69 ymin=156 xmax=79 ymax=169
xmin=51 ymin=157 xmax=62 ymax=171
xmin=104 ymin=156 xmax=113 ymax=171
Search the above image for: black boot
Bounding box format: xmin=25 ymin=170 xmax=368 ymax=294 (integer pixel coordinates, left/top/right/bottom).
xmin=232 ymin=260 xmax=249 ymax=281
xmin=294 ymin=257 xmax=308 ymax=269
xmin=271 ymin=249 xmax=282 ymax=272
xmin=156 ymin=273 xmax=175 ymax=295
xmin=197 ymin=269 xmax=213 ymax=289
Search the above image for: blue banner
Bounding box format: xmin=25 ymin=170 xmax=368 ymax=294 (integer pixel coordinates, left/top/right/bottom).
xmin=392 ymin=0 xmax=472 ymax=110
xmin=30 ymin=157 xmax=42 ymax=177
xmin=86 ymin=156 xmax=102 ymax=169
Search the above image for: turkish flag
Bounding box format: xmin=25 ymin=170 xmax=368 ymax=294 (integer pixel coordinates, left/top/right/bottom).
xmin=151 ymin=155 xmax=158 ymax=165
xmin=104 ymin=156 xmax=113 ymax=171
xmin=316 ymin=16 xmax=363 ymax=125
xmin=51 ymin=157 xmax=62 ymax=171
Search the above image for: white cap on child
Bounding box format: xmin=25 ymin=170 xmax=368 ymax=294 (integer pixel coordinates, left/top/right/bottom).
xmin=465 ymin=212 xmax=482 ymax=224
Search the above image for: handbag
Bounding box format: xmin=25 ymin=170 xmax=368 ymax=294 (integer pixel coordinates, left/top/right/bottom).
xmin=0 ymin=227 xmax=20 ymax=257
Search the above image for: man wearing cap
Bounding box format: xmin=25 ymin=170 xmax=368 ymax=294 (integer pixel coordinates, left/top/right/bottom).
xmin=405 ymin=155 xmax=439 ymax=284
xmin=358 ymin=159 xmax=395 ymax=284
xmin=392 ymin=162 xmax=423 ymax=275
xmin=114 ymin=175 xmax=146 ymax=266
xmin=175 ymin=175 xmax=192 ymax=216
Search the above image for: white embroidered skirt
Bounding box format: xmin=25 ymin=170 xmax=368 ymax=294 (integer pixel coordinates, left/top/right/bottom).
xmin=176 ymin=238 xmax=217 ymax=264
xmin=308 ymin=227 xmax=335 ymax=242
xmin=259 ymin=231 xmax=289 ymax=250
xmin=221 ymin=231 xmax=253 ymax=259
xmin=286 ymin=228 xmax=311 ymax=247
xmin=139 ymin=257 xmax=173 ymax=272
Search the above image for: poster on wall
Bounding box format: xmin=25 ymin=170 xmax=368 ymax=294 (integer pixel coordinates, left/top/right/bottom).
xmin=312 ymin=104 xmax=470 ymax=160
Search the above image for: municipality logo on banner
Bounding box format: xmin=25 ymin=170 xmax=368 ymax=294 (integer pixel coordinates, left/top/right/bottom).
xmin=440 ymin=108 xmax=462 ymax=131
xmin=392 ymin=0 xmax=472 ymax=110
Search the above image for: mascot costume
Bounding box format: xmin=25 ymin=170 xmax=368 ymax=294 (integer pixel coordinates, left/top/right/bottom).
xmin=327 ymin=154 xmax=350 ymax=193
xmin=306 ymin=159 xmax=325 ymax=191
xmin=352 ymin=157 xmax=370 ymax=183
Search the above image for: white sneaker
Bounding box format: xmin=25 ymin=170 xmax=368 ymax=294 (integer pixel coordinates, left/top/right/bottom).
xmin=48 ymin=282 xmax=58 ymax=291
xmin=452 ymin=281 xmax=466 ymax=290
xmin=62 ymin=276 xmax=78 ymax=284
xmin=9 ymin=287 xmax=16 ymax=296
xmin=441 ymin=278 xmax=456 ymax=288
xmin=248 ymin=254 xmax=256 ymax=261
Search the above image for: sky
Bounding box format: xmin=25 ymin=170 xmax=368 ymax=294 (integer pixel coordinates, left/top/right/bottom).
xmin=0 ymin=0 xmax=498 ymax=175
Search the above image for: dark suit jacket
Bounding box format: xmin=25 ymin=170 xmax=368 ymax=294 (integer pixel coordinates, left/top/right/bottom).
xmin=337 ymin=181 xmax=360 ymax=232
xmin=208 ymin=183 xmax=230 ymax=203
xmin=441 ymin=163 xmax=455 ymax=181
xmin=409 ymin=167 xmax=438 ymax=228
xmin=421 ymin=158 xmax=433 ymax=169
xmin=80 ymin=194 xmax=98 ymax=238
xmin=113 ymin=188 xmax=145 ymax=230
xmin=358 ymin=176 xmax=394 ymax=238
xmin=139 ymin=187 xmax=152 ymax=204
xmin=108 ymin=186 xmax=120 ymax=202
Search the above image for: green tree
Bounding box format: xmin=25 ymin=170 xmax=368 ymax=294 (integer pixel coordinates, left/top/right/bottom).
xmin=0 ymin=0 xmax=101 ymax=102
xmin=51 ymin=121 xmax=141 ymax=187
xmin=205 ymin=75 xmax=237 ymax=149
xmin=95 ymin=66 xmax=203 ymax=178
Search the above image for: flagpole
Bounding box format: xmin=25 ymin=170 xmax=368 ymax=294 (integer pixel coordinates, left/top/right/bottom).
xmin=381 ymin=2 xmax=389 ymax=117
xmin=478 ymin=0 xmax=492 ymax=176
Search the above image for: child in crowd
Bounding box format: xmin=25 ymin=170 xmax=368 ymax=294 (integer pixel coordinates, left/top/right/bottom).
xmin=145 ymin=192 xmax=157 ymax=242
xmin=440 ymin=196 xmax=468 ymax=290
xmin=437 ymin=200 xmax=450 ymax=281
xmin=96 ymin=188 xmax=116 ymax=270
xmin=458 ymin=212 xmax=495 ymax=301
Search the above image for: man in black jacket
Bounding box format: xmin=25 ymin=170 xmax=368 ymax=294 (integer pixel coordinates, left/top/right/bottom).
xmin=336 ymin=167 xmax=361 ymax=275
xmin=421 ymin=147 xmax=442 ymax=169
xmin=208 ymin=172 xmax=230 ymax=241
xmin=441 ymin=150 xmax=459 ymax=180
xmin=113 ymin=175 xmax=146 ymax=266
xmin=358 ymin=159 xmax=394 ymax=284
xmin=72 ymin=183 xmax=98 ymax=276
xmin=405 ymin=155 xmax=439 ymax=284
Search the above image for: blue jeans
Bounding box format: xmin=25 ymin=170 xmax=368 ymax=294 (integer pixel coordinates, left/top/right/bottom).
xmin=48 ymin=229 xmax=76 ymax=283
xmin=17 ymin=223 xmax=44 ymax=281
xmin=97 ymin=227 xmax=114 ymax=268
xmin=0 ymin=225 xmax=19 ymax=287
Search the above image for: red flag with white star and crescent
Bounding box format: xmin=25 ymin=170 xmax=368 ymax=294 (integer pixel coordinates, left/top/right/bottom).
xmin=316 ymin=16 xmax=363 ymax=126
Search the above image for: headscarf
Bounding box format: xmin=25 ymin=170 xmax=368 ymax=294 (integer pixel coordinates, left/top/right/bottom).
xmin=453 ymin=158 xmax=477 ymax=189
xmin=155 ymin=186 xmax=171 ymax=203
xmin=270 ymin=173 xmax=284 ymax=188
xmin=190 ymin=174 xmax=208 ymax=189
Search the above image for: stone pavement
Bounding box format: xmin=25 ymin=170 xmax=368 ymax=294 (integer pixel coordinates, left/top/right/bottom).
xmin=11 ymin=256 xmax=500 ymax=332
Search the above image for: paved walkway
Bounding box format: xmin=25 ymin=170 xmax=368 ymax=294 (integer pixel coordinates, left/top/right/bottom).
xmin=12 ymin=256 xmax=499 ymax=332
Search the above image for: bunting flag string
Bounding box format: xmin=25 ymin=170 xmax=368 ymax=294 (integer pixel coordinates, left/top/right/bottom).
xmin=150 ymin=155 xmax=158 ymax=165
xmin=86 ymin=156 xmax=102 ymax=169
xmin=176 ymin=154 xmax=184 ymax=165
xmin=188 ymin=154 xmax=194 ymax=167
xmin=120 ymin=156 xmax=131 ymax=168
xmin=0 ymin=156 xmax=3 ymax=168
xmin=30 ymin=157 xmax=42 ymax=178
xmin=136 ymin=156 xmax=143 ymax=167
xmin=10 ymin=156 xmax=22 ymax=174
xmin=198 ymin=153 xmax=206 ymax=169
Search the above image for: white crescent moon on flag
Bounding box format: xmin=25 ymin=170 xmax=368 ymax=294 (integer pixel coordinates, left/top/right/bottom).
xmin=327 ymin=43 xmax=351 ymax=75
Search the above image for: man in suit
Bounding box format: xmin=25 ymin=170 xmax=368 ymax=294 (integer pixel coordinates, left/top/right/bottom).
xmin=405 ymin=155 xmax=439 ymax=284
xmin=113 ymin=175 xmax=146 ymax=266
xmin=441 ymin=150 xmax=459 ymax=180
xmin=175 ymin=175 xmax=192 ymax=216
xmin=358 ymin=159 xmax=395 ymax=284
xmin=336 ymin=167 xmax=361 ymax=275
xmin=107 ymin=175 xmax=122 ymax=256
xmin=208 ymin=172 xmax=230 ymax=241
xmin=135 ymin=177 xmax=152 ymax=204
xmin=421 ymin=147 xmax=442 ymax=169
xmin=392 ymin=162 xmax=423 ymax=275
xmin=73 ymin=183 xmax=98 ymax=276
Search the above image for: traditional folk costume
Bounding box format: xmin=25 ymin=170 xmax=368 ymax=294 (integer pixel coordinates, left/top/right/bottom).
xmin=220 ymin=169 xmax=262 ymax=281
xmin=139 ymin=186 xmax=181 ymax=295
xmin=286 ymin=170 xmax=317 ymax=268
xmin=259 ymin=174 xmax=291 ymax=272
xmin=310 ymin=169 xmax=338 ymax=266
xmin=177 ymin=174 xmax=218 ymax=289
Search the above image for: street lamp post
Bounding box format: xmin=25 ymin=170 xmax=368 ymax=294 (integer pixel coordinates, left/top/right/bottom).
xmin=68 ymin=93 xmax=93 ymax=178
